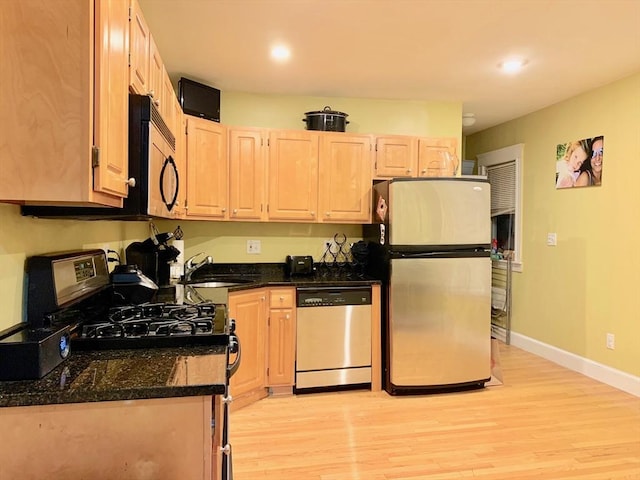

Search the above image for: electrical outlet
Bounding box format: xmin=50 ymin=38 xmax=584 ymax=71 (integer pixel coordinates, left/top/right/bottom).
xmin=606 ymin=333 xmax=615 ymax=350
xmin=547 ymin=233 xmax=557 ymax=246
xmin=247 ymin=240 xmax=261 ymax=254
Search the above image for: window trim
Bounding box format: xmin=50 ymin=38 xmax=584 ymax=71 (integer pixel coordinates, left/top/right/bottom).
xmin=477 ymin=143 xmax=523 ymax=272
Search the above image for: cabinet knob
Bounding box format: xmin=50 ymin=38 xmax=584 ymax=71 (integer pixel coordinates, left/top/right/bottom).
xmin=222 ymin=208 xmax=226 ymax=213
xmin=421 ymin=169 xmax=426 ymax=174
xmin=326 ymin=212 xmax=331 ymax=217
xmin=233 ymin=209 xmax=238 ymax=214
xmin=285 ymin=313 xmax=290 ymax=319
xmin=148 ymin=90 xmax=155 ymax=98
xmin=310 ymin=211 xmax=315 ymax=217
xmin=126 ymin=177 xmax=136 ymax=187
xmin=154 ymin=99 xmax=160 ymax=107
xmin=279 ymin=296 xmax=284 ymax=301
xmin=406 ymin=169 xmax=412 ymax=174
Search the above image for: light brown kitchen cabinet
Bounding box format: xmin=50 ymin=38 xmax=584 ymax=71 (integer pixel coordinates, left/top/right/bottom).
xmin=228 ymin=289 xmax=268 ymax=410
xmin=417 ymin=137 xmax=459 ymax=177
xmin=0 ymin=0 xmax=130 ymax=206
xmin=374 ymin=135 xmax=418 ymax=178
xmin=148 ymin=34 xmax=163 ymax=107
xmin=228 ymin=128 xmax=267 ymax=221
xmin=185 ymin=115 xmax=229 ymax=219
xmin=267 ymin=288 xmax=296 ymax=390
xmin=162 ymin=67 xmax=178 ymax=136
xmin=129 ymin=0 xmax=150 ymax=96
xmin=318 ymin=133 xmax=373 ymax=223
xmin=172 ymin=101 xmax=187 ymax=218
xmin=267 ymin=130 xmax=319 ymax=221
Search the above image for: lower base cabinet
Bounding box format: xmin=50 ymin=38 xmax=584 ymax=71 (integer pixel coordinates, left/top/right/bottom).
xmin=228 ymin=288 xmax=268 ymax=410
xmin=0 ymin=396 xmax=216 ymax=479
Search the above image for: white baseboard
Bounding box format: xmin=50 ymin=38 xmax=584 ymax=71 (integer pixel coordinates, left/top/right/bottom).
xmin=509 ymin=332 xmax=640 ymax=397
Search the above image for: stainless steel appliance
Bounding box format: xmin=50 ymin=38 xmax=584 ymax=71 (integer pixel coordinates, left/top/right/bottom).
xmin=21 ymin=94 xmax=179 ymax=220
xmin=364 ymin=178 xmax=492 ymax=395
xmin=295 ymin=286 xmax=372 ymax=390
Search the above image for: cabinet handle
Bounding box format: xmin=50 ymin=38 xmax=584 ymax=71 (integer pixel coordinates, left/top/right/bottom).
xmin=154 ymin=99 xmax=160 ymax=107
xmin=279 ymin=296 xmax=284 ymax=301
xmin=406 ymin=169 xmax=412 ymax=174
xmin=310 ymin=211 xmax=315 ymax=217
xmin=421 ymin=169 xmax=426 ymax=174
xmin=326 ymin=212 xmax=331 ymax=217
xmin=233 ymin=209 xmax=238 ymax=214
xmin=222 ymin=208 xmax=226 ymax=213
xmin=126 ymin=177 xmax=136 ymax=187
xmin=285 ymin=313 xmax=290 ymax=319
xmin=149 ymin=90 xmax=155 ymax=98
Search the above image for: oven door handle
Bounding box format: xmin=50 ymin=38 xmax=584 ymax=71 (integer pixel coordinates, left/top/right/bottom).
xmin=228 ymin=334 xmax=241 ymax=378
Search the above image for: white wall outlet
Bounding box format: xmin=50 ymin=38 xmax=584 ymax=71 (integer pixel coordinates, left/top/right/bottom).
xmin=546 ymin=233 xmax=557 ymax=246
xmin=247 ymin=239 xmax=261 ymax=254
xmin=606 ymin=333 xmax=615 ymax=350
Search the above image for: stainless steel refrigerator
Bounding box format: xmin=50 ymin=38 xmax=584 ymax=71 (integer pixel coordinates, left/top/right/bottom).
xmin=364 ymin=178 xmax=492 ymax=395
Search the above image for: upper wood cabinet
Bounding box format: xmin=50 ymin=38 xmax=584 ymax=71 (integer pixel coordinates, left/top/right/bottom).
xmin=417 ymin=137 xmax=459 ymax=177
xmin=172 ymin=99 xmax=187 ymax=219
xmin=374 ymin=135 xmax=418 ymax=178
xmin=0 ymin=0 xmax=130 ymax=206
xmin=374 ymin=135 xmax=458 ymax=179
xmin=267 ymin=131 xmax=319 ymax=221
xmin=228 ymin=128 xmax=267 ymax=221
xmin=318 ymin=133 xmax=372 ymax=223
xmin=129 ymin=0 xmax=150 ymax=96
xmin=148 ymin=34 xmax=163 ymax=106
xmin=185 ymin=115 xmax=228 ymax=220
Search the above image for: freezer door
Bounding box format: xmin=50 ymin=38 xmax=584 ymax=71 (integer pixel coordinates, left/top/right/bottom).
xmin=389 ymin=179 xmax=490 ymax=246
xmin=388 ymin=256 xmax=491 ymax=387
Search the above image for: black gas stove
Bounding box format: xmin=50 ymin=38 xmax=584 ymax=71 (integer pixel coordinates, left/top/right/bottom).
xmin=0 ymin=250 xmax=234 ymax=380
xmin=73 ymin=301 xmax=232 ymax=351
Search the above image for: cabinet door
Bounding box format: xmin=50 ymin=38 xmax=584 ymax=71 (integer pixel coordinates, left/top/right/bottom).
xmin=172 ymin=102 xmax=187 ymax=218
xmin=185 ymin=115 xmax=228 ymax=219
xmin=162 ymin=67 xmax=177 ymax=136
xmin=228 ymin=289 xmax=268 ymax=405
xmin=267 ymin=131 xmax=319 ymax=221
xmin=417 ymin=137 xmax=459 ymax=177
xmin=318 ymin=133 xmax=372 ymax=223
xmin=148 ymin=34 xmax=163 ymax=105
xmin=267 ymin=288 xmax=296 ymax=387
xmin=129 ymin=0 xmax=149 ymax=95
xmin=93 ymin=0 xmax=130 ymax=199
xmin=374 ymin=136 xmax=418 ymax=178
xmin=229 ymin=128 xmax=266 ymax=221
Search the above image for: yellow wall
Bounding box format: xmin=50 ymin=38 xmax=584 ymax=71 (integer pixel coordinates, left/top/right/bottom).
xmin=221 ymin=92 xmax=462 ymax=140
xmin=465 ymin=72 xmax=640 ymax=377
xmin=0 ymin=204 xmax=149 ymax=331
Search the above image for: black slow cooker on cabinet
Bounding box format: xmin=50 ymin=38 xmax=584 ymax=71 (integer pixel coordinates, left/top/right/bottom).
xmin=303 ymin=106 xmax=349 ymax=132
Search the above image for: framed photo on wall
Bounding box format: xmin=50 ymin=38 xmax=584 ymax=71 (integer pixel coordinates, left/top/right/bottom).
xmin=555 ymin=135 xmax=604 ymax=189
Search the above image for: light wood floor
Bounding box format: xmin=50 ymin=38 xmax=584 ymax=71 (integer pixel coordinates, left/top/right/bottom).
xmin=230 ymin=343 xmax=640 ymax=479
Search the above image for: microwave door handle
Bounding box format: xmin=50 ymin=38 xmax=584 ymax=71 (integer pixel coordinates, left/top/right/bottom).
xmin=160 ymin=156 xmax=179 ymax=211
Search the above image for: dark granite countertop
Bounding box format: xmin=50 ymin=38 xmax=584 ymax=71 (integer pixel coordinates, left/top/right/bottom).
xmin=187 ymin=262 xmax=381 ymax=290
xmin=0 ymin=345 xmax=228 ymax=408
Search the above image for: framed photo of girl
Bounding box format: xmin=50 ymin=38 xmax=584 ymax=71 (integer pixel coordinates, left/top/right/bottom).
xmin=555 ymin=135 xmax=604 ymax=189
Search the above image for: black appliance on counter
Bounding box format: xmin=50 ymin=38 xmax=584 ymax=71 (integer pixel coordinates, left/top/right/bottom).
xmin=125 ymin=231 xmax=180 ymax=287
xmin=20 ymin=94 xmax=178 ymax=220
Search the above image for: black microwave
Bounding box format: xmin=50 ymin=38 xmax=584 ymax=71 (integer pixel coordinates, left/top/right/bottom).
xmin=21 ymin=95 xmax=178 ymax=220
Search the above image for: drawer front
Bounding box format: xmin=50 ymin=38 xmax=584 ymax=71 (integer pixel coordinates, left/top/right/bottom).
xmin=269 ymin=288 xmax=294 ymax=308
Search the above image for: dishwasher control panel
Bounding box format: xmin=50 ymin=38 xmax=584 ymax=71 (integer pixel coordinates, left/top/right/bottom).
xmin=296 ymin=286 xmax=372 ymax=307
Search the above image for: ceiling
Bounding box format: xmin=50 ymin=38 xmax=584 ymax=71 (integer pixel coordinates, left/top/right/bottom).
xmin=138 ymin=0 xmax=640 ymax=134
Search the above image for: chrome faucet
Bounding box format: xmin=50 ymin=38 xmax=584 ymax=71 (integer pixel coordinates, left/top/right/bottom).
xmin=184 ymin=252 xmax=213 ymax=281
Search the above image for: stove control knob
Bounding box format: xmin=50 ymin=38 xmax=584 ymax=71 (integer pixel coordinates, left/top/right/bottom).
xmin=228 ymin=317 xmax=236 ymax=334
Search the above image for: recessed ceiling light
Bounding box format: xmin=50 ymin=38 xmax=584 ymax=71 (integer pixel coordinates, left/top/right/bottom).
xmin=271 ymin=45 xmax=291 ymax=62
xmin=499 ymin=58 xmax=527 ymax=74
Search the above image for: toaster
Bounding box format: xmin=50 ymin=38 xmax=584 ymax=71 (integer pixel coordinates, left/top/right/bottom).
xmin=285 ymin=255 xmax=315 ymax=276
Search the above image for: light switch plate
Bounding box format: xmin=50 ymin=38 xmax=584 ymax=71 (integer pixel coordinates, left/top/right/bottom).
xmin=547 ymin=233 xmax=557 ymax=246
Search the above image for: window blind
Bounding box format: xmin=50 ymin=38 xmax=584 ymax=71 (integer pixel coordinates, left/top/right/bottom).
xmin=487 ymin=161 xmax=516 ymax=217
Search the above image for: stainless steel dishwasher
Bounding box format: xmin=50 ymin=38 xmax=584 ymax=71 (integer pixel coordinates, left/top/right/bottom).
xmin=295 ymin=286 xmax=372 ymax=390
